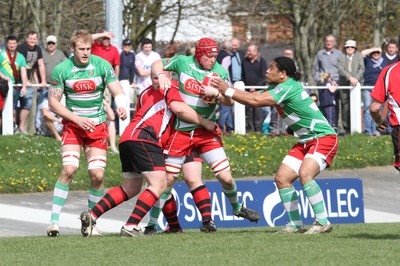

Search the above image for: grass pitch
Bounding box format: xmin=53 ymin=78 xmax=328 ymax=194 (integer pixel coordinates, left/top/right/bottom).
xmin=1 ymin=223 xmax=400 ymax=265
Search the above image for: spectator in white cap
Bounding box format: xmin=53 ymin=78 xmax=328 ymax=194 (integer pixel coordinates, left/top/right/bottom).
xmin=337 ymin=39 xmax=365 ymax=135
xmin=43 ymin=35 xmax=66 ymax=86
xmin=38 ymin=35 xmax=66 ymax=138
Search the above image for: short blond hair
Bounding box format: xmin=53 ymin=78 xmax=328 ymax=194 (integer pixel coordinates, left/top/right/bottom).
xmin=70 ymin=30 xmax=92 ymax=49
xmin=320 ymin=72 xmax=331 ymax=83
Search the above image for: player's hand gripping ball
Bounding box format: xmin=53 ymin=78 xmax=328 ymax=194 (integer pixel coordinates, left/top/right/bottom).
xmin=201 ymin=72 xmax=220 ymax=104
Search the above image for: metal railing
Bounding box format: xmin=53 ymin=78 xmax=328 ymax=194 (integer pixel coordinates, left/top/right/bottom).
xmin=1 ymin=81 xmax=133 ymax=136
xmin=1 ymin=81 xmax=372 ymax=136
xmin=232 ymin=82 xmax=372 ymax=135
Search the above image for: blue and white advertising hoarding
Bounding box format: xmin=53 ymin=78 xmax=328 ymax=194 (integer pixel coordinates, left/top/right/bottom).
xmin=158 ymin=178 xmax=364 ymax=229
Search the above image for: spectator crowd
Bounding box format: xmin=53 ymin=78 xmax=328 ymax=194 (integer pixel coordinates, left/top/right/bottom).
xmin=0 ymin=31 xmax=398 ymax=138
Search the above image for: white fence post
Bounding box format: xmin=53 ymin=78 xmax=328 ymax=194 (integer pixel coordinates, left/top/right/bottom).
xmin=2 ymin=82 xmax=14 ymax=135
xmin=233 ymin=81 xmax=246 ymax=135
xmin=119 ymin=80 xmax=131 ymax=135
xmin=350 ymin=83 xmax=362 ymax=134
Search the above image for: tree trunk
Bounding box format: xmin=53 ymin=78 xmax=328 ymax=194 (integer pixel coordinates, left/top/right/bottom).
xmin=170 ymin=0 xmax=182 ymax=44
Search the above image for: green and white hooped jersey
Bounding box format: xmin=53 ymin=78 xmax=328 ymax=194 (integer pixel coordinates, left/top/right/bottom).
xmin=50 ymin=55 xmax=117 ymax=124
xmin=267 ymin=78 xmax=336 ymax=143
xmin=162 ymin=55 xmax=229 ymax=131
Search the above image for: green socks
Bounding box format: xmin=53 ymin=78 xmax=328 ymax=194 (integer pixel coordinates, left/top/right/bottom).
xmin=222 ymin=180 xmax=241 ymax=212
xmin=50 ymin=181 xmax=70 ymax=224
xmin=303 ymin=180 xmax=328 ymax=225
xmin=88 ymin=187 xmax=104 ymax=209
xmin=278 ymin=186 xmax=302 ymax=228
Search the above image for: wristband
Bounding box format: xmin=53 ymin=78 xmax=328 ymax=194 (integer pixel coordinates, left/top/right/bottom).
xmin=114 ymin=94 xmax=127 ymax=109
xmin=224 ymin=87 xmax=235 ymax=98
xmin=216 ymin=91 xmax=221 ymax=98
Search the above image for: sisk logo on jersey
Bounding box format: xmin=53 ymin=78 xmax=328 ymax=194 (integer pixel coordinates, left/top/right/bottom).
xmin=72 ymin=80 xmax=96 ymax=94
xmin=184 ymin=79 xmax=202 ymax=95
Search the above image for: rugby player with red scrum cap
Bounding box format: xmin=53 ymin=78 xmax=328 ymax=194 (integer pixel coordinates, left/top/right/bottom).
xmin=151 ymin=37 xmax=261 ymax=228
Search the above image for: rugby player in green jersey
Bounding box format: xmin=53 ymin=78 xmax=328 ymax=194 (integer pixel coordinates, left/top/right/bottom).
xmin=46 ymin=30 xmax=127 ymax=237
xmin=209 ymin=56 xmax=339 ymax=234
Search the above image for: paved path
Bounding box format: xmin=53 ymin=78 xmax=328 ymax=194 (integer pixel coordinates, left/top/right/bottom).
xmin=1 ymin=165 xmax=399 ymax=237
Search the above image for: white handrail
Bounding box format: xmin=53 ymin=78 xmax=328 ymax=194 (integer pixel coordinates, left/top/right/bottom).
xmin=1 ymin=82 xmax=133 ymax=136
xmin=231 ymin=83 xmax=373 ymax=135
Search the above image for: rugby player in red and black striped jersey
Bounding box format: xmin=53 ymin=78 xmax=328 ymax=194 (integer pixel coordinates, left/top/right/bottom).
xmin=79 ymin=70 xmax=215 ymax=237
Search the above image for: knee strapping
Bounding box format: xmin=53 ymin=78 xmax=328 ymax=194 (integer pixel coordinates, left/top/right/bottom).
xmin=88 ymin=156 xmax=107 ymax=170
xmin=165 ymin=156 xmax=185 ymax=178
xmin=62 ymin=151 xmax=80 ymax=167
xmin=166 ymin=163 xmax=182 ymax=178
xmin=210 ymin=158 xmax=230 ymax=176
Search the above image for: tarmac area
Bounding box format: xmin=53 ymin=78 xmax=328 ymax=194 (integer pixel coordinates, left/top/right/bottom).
xmin=0 ymin=165 xmax=399 ymax=238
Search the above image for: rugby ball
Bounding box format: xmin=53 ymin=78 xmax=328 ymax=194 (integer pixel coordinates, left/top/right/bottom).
xmin=201 ymin=72 xmax=220 ymax=104
xmin=202 ymin=72 xmax=219 ymax=87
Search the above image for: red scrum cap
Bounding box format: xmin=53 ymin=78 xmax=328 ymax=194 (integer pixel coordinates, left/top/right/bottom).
xmin=194 ymin=38 xmax=219 ymax=61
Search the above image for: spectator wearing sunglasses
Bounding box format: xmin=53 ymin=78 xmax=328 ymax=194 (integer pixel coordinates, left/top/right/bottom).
xmin=361 ymin=46 xmax=389 ymax=136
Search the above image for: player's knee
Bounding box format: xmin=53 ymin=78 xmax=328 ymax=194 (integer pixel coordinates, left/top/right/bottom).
xmin=150 ymin=178 xmax=167 ymax=197
xmin=274 ymin=174 xmax=284 ymax=187
xmin=122 ymin=176 xmax=143 ymax=198
xmin=166 ymin=175 xmax=176 ymax=188
xmin=184 ymin=179 xmax=202 ymax=190
xmin=217 ymin=173 xmax=234 ymax=188
xmin=60 ymin=164 xmax=78 ymax=180
xmin=123 ymin=185 xmax=141 ymax=199
xmin=62 ymin=151 xmax=80 ymax=168
xmin=274 ymin=167 xmax=292 ymax=188
xmin=210 ymin=158 xmax=230 ymax=176
xmin=158 ymin=178 xmax=167 ymax=193
xmin=88 ymin=156 xmax=107 ymax=171
xmin=89 ymin=170 xmax=104 ymax=187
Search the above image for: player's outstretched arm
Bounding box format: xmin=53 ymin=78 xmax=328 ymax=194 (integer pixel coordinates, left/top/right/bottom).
xmin=211 ymin=78 xmax=276 ymax=107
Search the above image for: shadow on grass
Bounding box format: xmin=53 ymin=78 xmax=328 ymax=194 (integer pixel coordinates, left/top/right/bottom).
xmin=340 ymin=233 xmax=400 ymax=240
xmin=214 ymin=228 xmax=277 ymax=235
